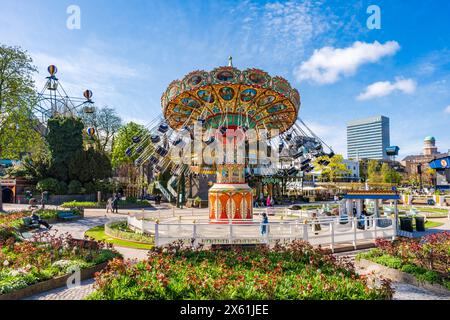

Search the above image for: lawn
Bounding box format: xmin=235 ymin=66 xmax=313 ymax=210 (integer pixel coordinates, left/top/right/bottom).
xmin=425 ymin=220 xmax=445 ymax=229
xmin=85 ymin=226 xmax=153 ymax=250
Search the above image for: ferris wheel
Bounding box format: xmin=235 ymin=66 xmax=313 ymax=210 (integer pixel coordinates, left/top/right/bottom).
xmin=31 ymin=65 xmax=96 ymax=136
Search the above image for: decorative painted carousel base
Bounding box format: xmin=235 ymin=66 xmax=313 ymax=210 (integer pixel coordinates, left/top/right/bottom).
xmin=208 ymin=183 xmax=254 ymax=224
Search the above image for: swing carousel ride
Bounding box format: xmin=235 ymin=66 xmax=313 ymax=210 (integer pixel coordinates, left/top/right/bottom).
xmin=125 ymin=58 xmax=335 ymax=224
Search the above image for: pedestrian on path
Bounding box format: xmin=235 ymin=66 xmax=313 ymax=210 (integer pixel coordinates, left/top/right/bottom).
xmin=260 ymin=212 xmax=269 ymax=236
xmin=112 ymin=194 xmax=119 ymax=213
xmin=106 ymin=198 xmax=113 ymax=213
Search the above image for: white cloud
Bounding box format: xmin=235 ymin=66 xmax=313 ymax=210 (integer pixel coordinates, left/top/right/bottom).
xmin=356 ymin=78 xmax=417 ymax=101
xmin=444 ymin=105 xmax=450 ymax=114
xmin=295 ymin=41 xmax=400 ymax=84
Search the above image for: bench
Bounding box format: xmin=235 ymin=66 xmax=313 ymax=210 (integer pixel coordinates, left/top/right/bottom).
xmin=22 ymin=217 xmax=41 ymax=229
xmin=57 ymin=211 xmax=79 ymax=221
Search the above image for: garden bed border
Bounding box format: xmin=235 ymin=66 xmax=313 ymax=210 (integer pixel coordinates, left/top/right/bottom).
xmin=356 ymin=258 xmax=450 ymax=297
xmin=0 ymin=262 xmax=108 ymax=300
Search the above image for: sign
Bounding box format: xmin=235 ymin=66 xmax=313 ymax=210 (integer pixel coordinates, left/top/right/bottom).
xmin=0 ymin=179 xmax=16 ymax=186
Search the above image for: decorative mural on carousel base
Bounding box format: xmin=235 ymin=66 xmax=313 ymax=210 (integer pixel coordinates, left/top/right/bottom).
xmin=208 ymin=164 xmax=254 ymax=224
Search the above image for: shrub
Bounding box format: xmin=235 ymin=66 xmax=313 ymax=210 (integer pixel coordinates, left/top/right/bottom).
xmin=57 ymin=181 xmax=68 ymax=195
xmin=88 ymin=241 xmax=393 ymax=300
xmin=36 ymin=178 xmax=60 ymax=194
xmin=84 ymin=182 xmax=96 ymax=194
xmin=360 ymin=232 xmax=449 ymax=288
xmin=68 ymin=180 xmax=83 ymax=195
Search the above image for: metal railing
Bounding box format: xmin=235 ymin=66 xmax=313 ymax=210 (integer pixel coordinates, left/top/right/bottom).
xmin=128 ymin=215 xmax=396 ymax=252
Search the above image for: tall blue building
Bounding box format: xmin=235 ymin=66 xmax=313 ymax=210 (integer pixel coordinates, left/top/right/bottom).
xmin=347 ymin=116 xmax=390 ymax=160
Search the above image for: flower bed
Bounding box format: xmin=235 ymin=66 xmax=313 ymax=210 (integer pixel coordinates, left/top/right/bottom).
xmin=0 ymin=230 xmax=121 ymax=297
xmin=357 ymin=233 xmax=450 ymax=290
xmin=87 ymin=241 xmax=393 ymax=300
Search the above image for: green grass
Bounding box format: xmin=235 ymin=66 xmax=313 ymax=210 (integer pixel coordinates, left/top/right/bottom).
xmin=424 ymin=220 xmax=445 ymax=229
xmin=85 ymin=226 xmax=153 ymax=250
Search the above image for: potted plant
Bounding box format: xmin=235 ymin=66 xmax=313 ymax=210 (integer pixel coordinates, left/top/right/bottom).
xmin=193 ymin=196 xmax=202 ymax=208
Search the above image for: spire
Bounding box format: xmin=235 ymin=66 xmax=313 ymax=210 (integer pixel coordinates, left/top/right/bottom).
xmin=228 ymin=56 xmax=233 ymax=67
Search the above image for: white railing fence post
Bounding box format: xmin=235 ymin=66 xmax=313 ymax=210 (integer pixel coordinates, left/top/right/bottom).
xmin=374 ymin=217 xmax=378 ymax=239
xmin=192 ymin=223 xmax=197 ymax=247
xmin=154 ymin=223 xmax=159 ymax=247
xmin=229 ymin=223 xmax=233 ymax=244
xmin=353 ymin=217 xmax=357 ymax=250
xmin=392 ymin=216 xmax=397 ymax=240
xmin=330 ymin=222 xmax=335 ymax=252
xmin=302 ymin=223 xmax=308 ymax=241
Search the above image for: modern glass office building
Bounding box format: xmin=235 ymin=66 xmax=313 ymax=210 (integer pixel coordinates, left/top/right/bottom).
xmin=347 ymin=116 xmax=390 ymax=160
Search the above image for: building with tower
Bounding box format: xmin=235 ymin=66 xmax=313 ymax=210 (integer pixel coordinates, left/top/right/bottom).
xmin=401 ymin=136 xmax=448 ymax=176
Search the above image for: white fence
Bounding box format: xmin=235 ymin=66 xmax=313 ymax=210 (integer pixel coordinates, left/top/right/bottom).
xmin=128 ymin=215 xmax=396 ymax=252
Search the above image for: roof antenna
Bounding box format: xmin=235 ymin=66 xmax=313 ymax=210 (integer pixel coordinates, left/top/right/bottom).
xmin=228 ymin=56 xmax=233 ymax=67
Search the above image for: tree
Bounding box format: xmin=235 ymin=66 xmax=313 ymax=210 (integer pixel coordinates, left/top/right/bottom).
xmin=68 ymin=148 xmax=112 ymax=183
xmin=0 ymin=45 xmax=41 ymax=211
xmin=111 ymin=122 xmax=148 ymax=168
xmin=367 ymin=160 xmax=382 ymax=183
xmin=46 ymin=116 xmax=84 ymax=182
xmin=78 ymin=106 xmax=122 ymax=152
xmin=314 ymin=154 xmax=351 ymax=182
xmin=381 ymin=163 xmax=402 ymax=184
xmin=0 ymin=45 xmax=44 ymax=160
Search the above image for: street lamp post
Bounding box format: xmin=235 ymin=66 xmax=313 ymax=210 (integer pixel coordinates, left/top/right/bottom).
xmin=417 ymin=163 xmax=423 ymax=192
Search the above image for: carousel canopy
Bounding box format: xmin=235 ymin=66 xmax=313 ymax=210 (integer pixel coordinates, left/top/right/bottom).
xmin=161 ymin=65 xmax=300 ymax=134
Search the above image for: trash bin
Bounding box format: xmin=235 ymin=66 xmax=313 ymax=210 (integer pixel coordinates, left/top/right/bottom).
xmin=415 ymin=216 xmax=425 ymax=232
xmin=399 ymin=217 xmax=413 ymax=232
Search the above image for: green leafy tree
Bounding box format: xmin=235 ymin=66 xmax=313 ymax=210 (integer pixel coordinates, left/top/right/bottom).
xmin=381 ymin=163 xmax=402 ymax=184
xmin=0 ymin=45 xmax=43 ymax=211
xmin=111 ymin=122 xmax=148 ymax=168
xmin=0 ymin=45 xmax=45 ymax=160
xmin=68 ymin=148 xmax=112 ymax=183
xmin=314 ymin=154 xmax=351 ymax=182
xmin=367 ymin=160 xmax=382 ymax=183
xmin=45 ymin=116 xmax=84 ymax=182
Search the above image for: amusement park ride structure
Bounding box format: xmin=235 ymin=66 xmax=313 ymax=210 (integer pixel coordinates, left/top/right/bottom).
xmin=124 ymin=58 xmax=335 ymax=223
xmin=31 ymin=65 xmax=97 ymax=136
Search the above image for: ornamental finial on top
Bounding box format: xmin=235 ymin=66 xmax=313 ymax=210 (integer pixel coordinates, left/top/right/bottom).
xmin=228 ymin=56 xmax=233 ymax=67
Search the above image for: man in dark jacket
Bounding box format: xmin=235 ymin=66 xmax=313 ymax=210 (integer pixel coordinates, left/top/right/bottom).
xmin=112 ymin=194 xmax=119 ymax=213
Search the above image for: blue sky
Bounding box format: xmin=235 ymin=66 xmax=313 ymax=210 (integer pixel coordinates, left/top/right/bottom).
xmin=1 ymin=0 xmax=450 ymax=158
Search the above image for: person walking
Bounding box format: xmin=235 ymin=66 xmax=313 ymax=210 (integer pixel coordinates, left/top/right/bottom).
xmin=112 ymin=193 xmax=119 ymax=213
xmin=266 ymin=195 xmax=271 ymax=207
xmin=106 ymin=197 xmax=113 ymax=213
xmin=260 ymin=212 xmax=269 ymax=236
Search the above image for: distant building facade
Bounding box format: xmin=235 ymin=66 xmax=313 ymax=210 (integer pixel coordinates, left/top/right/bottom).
xmin=347 ymin=116 xmax=390 ymax=160
xmin=401 ymin=136 xmax=448 ymax=175
xmin=342 ymin=159 xmax=360 ymax=182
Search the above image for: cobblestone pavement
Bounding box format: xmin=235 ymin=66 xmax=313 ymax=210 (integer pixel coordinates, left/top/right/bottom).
xmin=24 ymin=279 xmax=96 ymax=300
